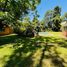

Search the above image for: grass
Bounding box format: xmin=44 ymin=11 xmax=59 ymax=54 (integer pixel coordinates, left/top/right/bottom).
xmin=39 ymin=32 xmax=63 ymax=38
xmin=0 ymin=32 xmax=67 ymax=67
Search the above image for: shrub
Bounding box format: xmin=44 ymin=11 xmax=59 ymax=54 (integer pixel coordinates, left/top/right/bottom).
xmin=14 ymin=26 xmax=34 ymax=37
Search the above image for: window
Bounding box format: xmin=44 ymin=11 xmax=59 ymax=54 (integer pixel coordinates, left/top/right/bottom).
xmin=64 ymin=26 xmax=67 ymax=31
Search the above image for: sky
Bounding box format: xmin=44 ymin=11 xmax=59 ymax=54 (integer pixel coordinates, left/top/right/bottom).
xmin=36 ymin=0 xmax=67 ymax=21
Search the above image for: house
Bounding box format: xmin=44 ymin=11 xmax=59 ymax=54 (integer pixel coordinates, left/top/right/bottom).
xmin=61 ymin=20 xmax=67 ymax=37
xmin=0 ymin=20 xmax=13 ymax=36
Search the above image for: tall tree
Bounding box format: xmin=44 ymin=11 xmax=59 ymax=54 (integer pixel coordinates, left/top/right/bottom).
xmin=32 ymin=10 xmax=39 ymax=28
xmin=52 ymin=6 xmax=61 ymax=31
xmin=44 ymin=10 xmax=53 ymax=28
xmin=53 ymin=6 xmax=61 ymax=17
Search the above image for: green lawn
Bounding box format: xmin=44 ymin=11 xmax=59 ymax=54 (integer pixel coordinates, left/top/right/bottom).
xmin=39 ymin=32 xmax=64 ymax=38
xmin=0 ymin=33 xmax=67 ymax=67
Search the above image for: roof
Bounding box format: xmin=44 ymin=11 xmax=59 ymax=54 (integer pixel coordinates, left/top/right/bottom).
xmin=61 ymin=21 xmax=67 ymax=26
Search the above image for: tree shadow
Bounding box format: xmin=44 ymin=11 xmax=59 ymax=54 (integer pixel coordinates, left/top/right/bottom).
xmin=43 ymin=37 xmax=67 ymax=48
xmin=44 ymin=46 xmax=67 ymax=67
xmin=36 ymin=37 xmax=67 ymax=67
xmin=37 ymin=45 xmax=46 ymax=67
xmin=0 ymin=35 xmax=67 ymax=67
xmin=0 ymin=35 xmax=18 ymax=45
xmin=50 ymin=50 xmax=66 ymax=67
xmin=3 ymin=36 xmax=45 ymax=67
xmin=37 ymin=42 xmax=55 ymax=67
xmin=52 ymin=56 xmax=65 ymax=67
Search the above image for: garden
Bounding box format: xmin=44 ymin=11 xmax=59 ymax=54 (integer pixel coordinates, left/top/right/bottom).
xmin=0 ymin=0 xmax=67 ymax=67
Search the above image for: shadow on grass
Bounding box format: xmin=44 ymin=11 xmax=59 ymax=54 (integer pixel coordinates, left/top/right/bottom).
xmin=2 ymin=36 xmax=45 ymax=67
xmin=0 ymin=35 xmax=67 ymax=47
xmin=42 ymin=37 xmax=67 ymax=48
xmin=0 ymin=35 xmax=67 ymax=67
xmin=0 ymin=35 xmax=18 ymax=45
xmin=49 ymin=48 xmax=65 ymax=67
xmin=37 ymin=45 xmax=66 ymax=67
xmin=36 ymin=37 xmax=67 ymax=67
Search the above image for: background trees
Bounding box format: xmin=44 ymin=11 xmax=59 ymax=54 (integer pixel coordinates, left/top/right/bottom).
xmin=44 ymin=10 xmax=53 ymax=29
xmin=64 ymin=13 xmax=67 ymax=19
xmin=52 ymin=6 xmax=61 ymax=31
xmin=0 ymin=0 xmax=66 ymax=33
xmin=43 ymin=6 xmax=61 ymax=31
xmin=62 ymin=12 xmax=67 ymax=20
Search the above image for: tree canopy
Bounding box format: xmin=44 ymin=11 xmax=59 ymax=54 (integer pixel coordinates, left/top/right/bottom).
xmin=0 ymin=0 xmax=41 ymax=25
